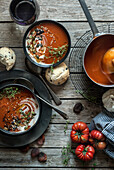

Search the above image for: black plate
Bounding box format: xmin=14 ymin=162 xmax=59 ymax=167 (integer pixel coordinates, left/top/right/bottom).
xmin=0 ymin=69 xmax=52 ymax=147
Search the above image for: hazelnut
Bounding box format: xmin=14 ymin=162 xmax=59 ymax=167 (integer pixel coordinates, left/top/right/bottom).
xmin=37 ymin=134 xmax=45 ymax=146
xmin=38 ymin=152 xmax=47 ymax=162
xmin=31 ymin=148 xmax=40 ymax=158
xmin=19 ymin=145 xmax=30 ymax=153
xmin=73 ymin=102 xmax=83 ymax=114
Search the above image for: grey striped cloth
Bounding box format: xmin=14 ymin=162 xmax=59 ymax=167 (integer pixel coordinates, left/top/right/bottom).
xmin=89 ymin=109 xmax=114 ymax=159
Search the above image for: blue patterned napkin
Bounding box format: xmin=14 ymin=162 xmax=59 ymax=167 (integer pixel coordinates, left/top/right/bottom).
xmin=89 ymin=109 xmax=114 ymax=159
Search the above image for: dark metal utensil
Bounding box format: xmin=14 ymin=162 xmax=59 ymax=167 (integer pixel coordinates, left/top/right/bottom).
xmin=25 ymin=58 xmax=62 ymax=105
xmin=14 ymin=77 xmax=69 ymax=120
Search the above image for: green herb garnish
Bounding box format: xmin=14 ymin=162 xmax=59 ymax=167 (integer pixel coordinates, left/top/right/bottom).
xmin=0 ymin=94 xmax=4 ymax=100
xmin=0 ymin=87 xmax=20 ymax=99
xmin=29 ymin=35 xmax=32 ymax=39
xmin=36 ymin=55 xmax=39 ymax=59
xmin=40 ymin=26 xmax=44 ymax=29
xmin=76 ymin=89 xmax=97 ymax=103
xmin=51 ymin=114 xmax=56 ymax=119
xmin=64 ymin=120 xmax=69 ymax=134
xmin=61 ymin=143 xmax=74 ymax=166
xmin=48 ymin=44 xmax=68 ymax=59
xmin=32 ymin=112 xmax=36 ymax=115
xmin=51 ymin=65 xmax=54 ymax=73
xmin=24 ymin=126 xmax=28 ymax=130
xmin=18 ymin=120 xmax=21 ymax=123
xmin=27 ymin=45 xmax=30 ymax=49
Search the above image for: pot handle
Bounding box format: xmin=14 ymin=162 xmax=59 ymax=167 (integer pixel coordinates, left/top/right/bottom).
xmin=78 ymin=0 xmax=99 ymax=37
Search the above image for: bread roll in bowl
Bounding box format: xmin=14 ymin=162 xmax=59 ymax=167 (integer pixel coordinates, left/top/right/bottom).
xmin=102 ymin=47 xmax=114 ymax=74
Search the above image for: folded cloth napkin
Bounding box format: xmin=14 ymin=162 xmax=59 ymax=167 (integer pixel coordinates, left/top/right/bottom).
xmin=89 ymin=109 xmax=114 ymax=159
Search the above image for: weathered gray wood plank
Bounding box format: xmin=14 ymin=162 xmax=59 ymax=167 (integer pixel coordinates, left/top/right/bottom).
xmin=0 ymin=121 xmax=100 ymax=148
xmin=0 ymin=0 xmax=114 ymax=21
xmin=0 ymin=148 xmax=113 ymax=167
xmin=0 ymin=22 xmax=112 ymax=47
xmin=29 ymin=123 xmax=97 ymax=147
xmin=1 ymin=169 xmax=112 ymax=170
xmin=50 ymin=99 xmax=101 ymax=123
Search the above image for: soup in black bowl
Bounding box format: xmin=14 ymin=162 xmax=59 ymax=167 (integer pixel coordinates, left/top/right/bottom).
xmin=23 ymin=19 xmax=71 ymax=68
xmin=0 ymin=84 xmax=40 ymax=135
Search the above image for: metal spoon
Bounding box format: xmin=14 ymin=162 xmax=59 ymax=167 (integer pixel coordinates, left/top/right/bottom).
xmin=14 ymin=77 xmax=69 ymax=120
xmin=25 ymin=58 xmax=62 ymax=105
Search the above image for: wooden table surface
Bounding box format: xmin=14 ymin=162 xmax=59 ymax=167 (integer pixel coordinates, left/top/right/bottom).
xmin=0 ymin=0 xmax=114 ymax=169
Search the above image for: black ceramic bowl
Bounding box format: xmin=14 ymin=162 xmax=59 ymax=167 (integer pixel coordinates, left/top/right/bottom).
xmin=23 ymin=19 xmax=71 ymax=68
xmin=0 ymin=83 xmax=40 ymax=136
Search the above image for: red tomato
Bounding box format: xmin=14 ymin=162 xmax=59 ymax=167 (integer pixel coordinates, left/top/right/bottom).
xmin=75 ymin=144 xmax=95 ymax=161
xmin=70 ymin=122 xmax=89 ymax=143
xmin=89 ymin=130 xmax=106 ymax=150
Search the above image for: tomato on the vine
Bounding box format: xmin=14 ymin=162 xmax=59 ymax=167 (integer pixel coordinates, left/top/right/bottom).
xmin=75 ymin=144 xmax=95 ymax=161
xmin=70 ymin=121 xmax=89 ymax=143
xmin=89 ymin=130 xmax=106 ymax=150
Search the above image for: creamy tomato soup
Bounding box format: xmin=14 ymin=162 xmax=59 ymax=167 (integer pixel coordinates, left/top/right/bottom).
xmin=84 ymin=48 xmax=114 ymax=85
xmin=0 ymin=86 xmax=39 ymax=133
xmin=26 ymin=22 xmax=68 ymax=66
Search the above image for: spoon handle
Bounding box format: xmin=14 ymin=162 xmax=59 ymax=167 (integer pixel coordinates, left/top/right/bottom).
xmin=25 ymin=57 xmax=62 ymax=106
xmin=78 ymin=0 xmax=99 ymax=36
xmin=39 ymin=75 xmax=62 ymax=105
xmin=36 ymin=94 xmax=69 ymax=120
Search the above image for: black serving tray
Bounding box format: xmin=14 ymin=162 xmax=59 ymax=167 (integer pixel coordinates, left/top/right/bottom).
xmin=0 ymin=69 xmax=52 ymax=147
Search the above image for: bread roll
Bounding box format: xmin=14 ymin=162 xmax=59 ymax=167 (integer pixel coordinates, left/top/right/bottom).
xmin=45 ymin=62 xmax=69 ymax=85
xmin=102 ymin=47 xmax=114 ymax=74
xmin=102 ymin=89 xmax=114 ymax=112
xmin=0 ymin=47 xmax=16 ymax=71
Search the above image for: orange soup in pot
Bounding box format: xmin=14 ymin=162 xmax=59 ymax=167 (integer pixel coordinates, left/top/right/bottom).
xmin=84 ymin=46 xmax=114 ymax=85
